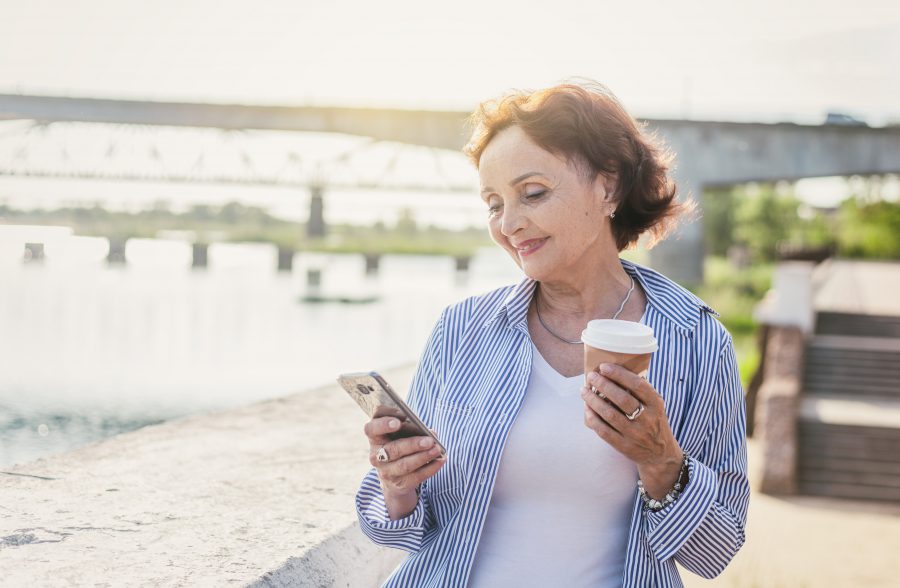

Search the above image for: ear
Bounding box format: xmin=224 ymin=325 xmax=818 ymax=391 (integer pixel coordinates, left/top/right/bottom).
xmin=592 ymin=172 xmax=619 ymax=207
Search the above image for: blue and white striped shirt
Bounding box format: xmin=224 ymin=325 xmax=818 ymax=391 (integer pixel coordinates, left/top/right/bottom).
xmin=356 ymin=259 xmax=750 ymax=587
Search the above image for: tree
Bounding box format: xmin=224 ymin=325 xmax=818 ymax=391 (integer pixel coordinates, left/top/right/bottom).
xmin=395 ymin=208 xmax=418 ymax=236
xmin=734 ymin=184 xmax=801 ymax=262
xmin=838 ymin=199 xmax=900 ymax=259
xmin=702 ymin=187 xmax=738 ymax=256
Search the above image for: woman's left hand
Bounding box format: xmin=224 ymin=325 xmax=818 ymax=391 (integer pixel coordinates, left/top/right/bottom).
xmin=580 ymin=363 xmax=684 ymax=500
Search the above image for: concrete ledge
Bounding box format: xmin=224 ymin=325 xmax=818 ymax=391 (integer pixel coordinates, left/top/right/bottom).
xmin=250 ymin=522 xmax=404 ymax=588
xmin=800 ymin=395 xmax=900 ymax=429
xmin=0 ymin=366 xmax=415 ymax=586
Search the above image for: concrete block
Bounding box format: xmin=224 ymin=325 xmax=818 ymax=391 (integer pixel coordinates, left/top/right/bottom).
xmin=0 ymin=366 xmax=417 ymax=586
xmin=754 ymin=261 xmax=815 ymax=334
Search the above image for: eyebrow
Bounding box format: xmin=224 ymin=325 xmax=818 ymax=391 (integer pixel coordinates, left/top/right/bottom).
xmin=480 ymin=171 xmax=544 ymax=195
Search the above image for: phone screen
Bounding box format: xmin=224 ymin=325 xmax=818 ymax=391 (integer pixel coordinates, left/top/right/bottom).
xmin=337 ymin=371 xmax=446 ymax=455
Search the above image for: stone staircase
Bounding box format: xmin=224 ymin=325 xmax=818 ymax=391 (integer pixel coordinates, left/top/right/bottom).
xmin=814 ymin=311 xmax=900 ymax=339
xmin=797 ymin=312 xmax=900 ymax=502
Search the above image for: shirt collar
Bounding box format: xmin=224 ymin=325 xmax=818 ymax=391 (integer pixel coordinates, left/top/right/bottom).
xmin=483 ymin=258 xmax=716 ymax=334
xmin=482 ymin=275 xmax=537 ymax=332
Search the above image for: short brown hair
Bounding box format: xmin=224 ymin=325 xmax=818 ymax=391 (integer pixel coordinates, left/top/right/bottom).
xmin=464 ymin=81 xmax=692 ymax=251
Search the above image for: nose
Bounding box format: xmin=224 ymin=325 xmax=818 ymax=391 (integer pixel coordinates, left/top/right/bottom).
xmin=499 ymin=202 xmax=526 ymax=237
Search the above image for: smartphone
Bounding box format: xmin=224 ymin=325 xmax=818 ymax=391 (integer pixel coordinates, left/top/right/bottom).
xmin=337 ymin=371 xmax=446 ymax=457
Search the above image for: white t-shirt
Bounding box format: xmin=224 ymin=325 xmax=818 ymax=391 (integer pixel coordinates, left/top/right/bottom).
xmin=467 ymin=340 xmax=639 ymax=587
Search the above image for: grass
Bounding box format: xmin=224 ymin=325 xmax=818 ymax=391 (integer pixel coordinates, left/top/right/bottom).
xmin=296 ymin=228 xmax=492 ymax=258
xmin=1 ymin=203 xmax=496 ymax=259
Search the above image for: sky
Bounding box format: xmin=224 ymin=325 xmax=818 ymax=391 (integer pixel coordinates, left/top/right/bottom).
xmin=1 ymin=0 xmax=899 ymax=124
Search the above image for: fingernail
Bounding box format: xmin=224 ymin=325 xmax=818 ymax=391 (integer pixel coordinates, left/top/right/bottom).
xmin=599 ymin=364 xmax=612 ymax=375
xmin=429 ymin=446 xmax=441 ymax=456
xmin=389 ymin=419 xmax=400 ymax=429
xmin=419 ymin=437 xmax=434 ymax=448
xmin=587 ymin=372 xmax=598 ymax=383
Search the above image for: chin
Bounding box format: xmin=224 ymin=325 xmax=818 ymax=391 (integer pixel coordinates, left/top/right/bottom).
xmin=515 ymin=257 xmax=555 ymax=282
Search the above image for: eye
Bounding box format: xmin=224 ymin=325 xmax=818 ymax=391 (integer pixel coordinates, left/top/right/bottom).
xmin=487 ymin=203 xmax=502 ymax=218
xmin=523 ymin=189 xmax=547 ymax=200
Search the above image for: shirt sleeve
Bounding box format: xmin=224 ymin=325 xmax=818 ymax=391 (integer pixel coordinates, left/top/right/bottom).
xmin=354 ymin=310 xmax=444 ymax=552
xmin=643 ymin=334 xmax=751 ymax=578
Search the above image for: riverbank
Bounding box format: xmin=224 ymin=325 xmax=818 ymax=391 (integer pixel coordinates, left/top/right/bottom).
xmin=0 ymin=202 xmax=494 ymax=257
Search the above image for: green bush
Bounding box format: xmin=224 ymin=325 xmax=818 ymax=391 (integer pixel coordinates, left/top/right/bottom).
xmin=733 ymin=186 xmax=803 ymax=262
xmin=702 ymin=188 xmax=738 ymax=257
xmin=837 ymin=199 xmax=900 ymax=259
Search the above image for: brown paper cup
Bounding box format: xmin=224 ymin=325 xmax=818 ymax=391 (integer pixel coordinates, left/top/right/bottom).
xmin=583 ymin=347 xmax=652 ymax=385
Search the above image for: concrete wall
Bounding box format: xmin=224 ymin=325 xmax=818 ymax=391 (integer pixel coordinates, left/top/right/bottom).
xmin=0 ymin=366 xmax=416 ymax=586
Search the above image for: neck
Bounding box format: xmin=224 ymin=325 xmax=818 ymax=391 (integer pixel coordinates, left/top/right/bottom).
xmin=537 ymin=257 xmax=634 ymax=321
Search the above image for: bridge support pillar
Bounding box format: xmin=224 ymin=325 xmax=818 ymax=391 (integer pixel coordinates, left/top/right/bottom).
xmin=277 ymin=247 xmax=295 ymax=272
xmin=647 ymin=180 xmax=705 ymax=287
xmin=192 ymin=243 xmax=209 ymax=268
xmin=306 ymin=268 xmax=322 ymax=290
xmin=307 ymin=185 xmax=326 ymax=238
xmin=454 ymin=256 xmax=471 ymax=272
xmin=107 ymin=237 xmax=128 ymax=265
xmin=364 ymin=253 xmax=381 ymax=274
xmin=24 ymin=243 xmax=44 ymax=262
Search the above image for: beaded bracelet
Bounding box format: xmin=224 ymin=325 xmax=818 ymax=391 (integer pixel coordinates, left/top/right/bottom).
xmin=637 ymin=452 xmax=690 ymax=512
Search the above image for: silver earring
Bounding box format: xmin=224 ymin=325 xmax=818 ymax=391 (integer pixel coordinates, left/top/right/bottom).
xmin=609 ymin=211 xmax=616 ymax=219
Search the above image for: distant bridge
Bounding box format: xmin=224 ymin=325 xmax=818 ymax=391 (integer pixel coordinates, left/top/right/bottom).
xmin=3 ymin=93 xmax=900 ymax=284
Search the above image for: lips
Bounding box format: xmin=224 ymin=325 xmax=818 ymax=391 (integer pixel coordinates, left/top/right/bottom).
xmin=513 ymin=237 xmax=548 ymax=257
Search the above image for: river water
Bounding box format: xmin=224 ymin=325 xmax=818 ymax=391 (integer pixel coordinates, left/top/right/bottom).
xmin=0 ymin=229 xmax=522 ymax=467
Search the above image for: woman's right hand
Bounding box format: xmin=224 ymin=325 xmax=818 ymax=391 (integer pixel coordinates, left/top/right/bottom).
xmin=364 ymin=416 xmax=446 ymax=520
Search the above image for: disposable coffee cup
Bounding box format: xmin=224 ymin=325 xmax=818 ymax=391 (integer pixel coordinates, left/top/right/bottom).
xmin=582 ymin=319 xmax=658 ymax=383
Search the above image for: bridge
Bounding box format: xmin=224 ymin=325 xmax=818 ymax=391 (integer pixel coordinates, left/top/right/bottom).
xmin=3 ymin=94 xmax=900 ymax=284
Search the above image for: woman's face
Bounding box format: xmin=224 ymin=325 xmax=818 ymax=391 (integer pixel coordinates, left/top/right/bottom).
xmin=478 ymin=125 xmax=615 ymax=282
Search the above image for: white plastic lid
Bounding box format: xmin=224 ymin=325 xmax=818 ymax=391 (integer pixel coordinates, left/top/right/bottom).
xmin=581 ymin=319 xmax=658 ymax=354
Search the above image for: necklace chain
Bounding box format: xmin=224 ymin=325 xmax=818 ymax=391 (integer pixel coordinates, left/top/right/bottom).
xmin=535 ymin=276 xmax=635 ymax=345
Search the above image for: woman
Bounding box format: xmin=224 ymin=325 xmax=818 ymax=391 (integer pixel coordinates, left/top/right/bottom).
xmin=356 ymin=81 xmax=749 ymax=587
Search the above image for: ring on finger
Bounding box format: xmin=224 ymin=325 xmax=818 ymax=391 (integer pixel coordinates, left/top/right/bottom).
xmin=592 ymin=386 xmax=606 ymax=399
xmin=376 ymin=446 xmax=390 ymax=462
xmin=626 ymin=404 xmax=645 ymax=421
